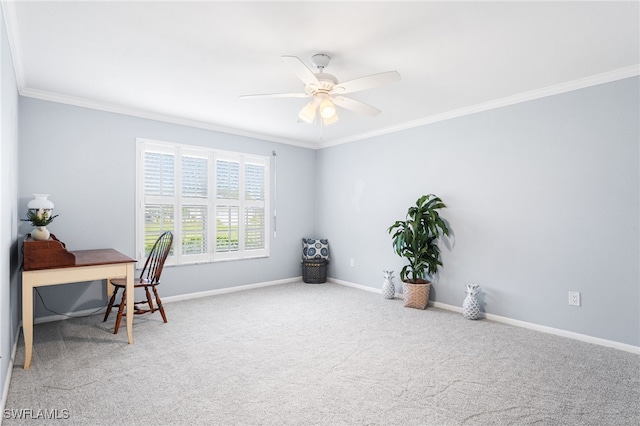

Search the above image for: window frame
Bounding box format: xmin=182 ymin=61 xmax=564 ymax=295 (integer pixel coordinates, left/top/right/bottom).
xmin=136 ymin=138 xmax=270 ymax=266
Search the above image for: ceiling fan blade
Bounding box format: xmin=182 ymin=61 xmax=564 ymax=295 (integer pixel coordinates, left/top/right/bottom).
xmin=298 ymin=99 xmax=319 ymax=124
xmin=333 ymin=71 xmax=401 ymax=94
xmin=240 ymin=92 xmax=310 ymax=99
xmin=282 ymin=55 xmax=319 ymax=87
xmin=332 ymin=96 xmax=381 ymax=116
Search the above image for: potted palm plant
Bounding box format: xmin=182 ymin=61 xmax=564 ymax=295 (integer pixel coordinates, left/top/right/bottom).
xmin=388 ymin=194 xmax=450 ymax=309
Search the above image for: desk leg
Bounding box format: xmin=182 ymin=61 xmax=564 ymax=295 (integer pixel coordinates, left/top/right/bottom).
xmin=106 ymin=279 xmax=114 ymax=299
xmin=125 ymin=263 xmax=134 ymax=344
xmin=22 ymin=276 xmax=34 ymax=369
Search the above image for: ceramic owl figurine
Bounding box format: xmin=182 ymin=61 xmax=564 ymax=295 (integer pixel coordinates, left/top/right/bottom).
xmin=462 ymin=284 xmax=481 ymax=320
xmin=382 ymin=270 xmax=396 ymax=299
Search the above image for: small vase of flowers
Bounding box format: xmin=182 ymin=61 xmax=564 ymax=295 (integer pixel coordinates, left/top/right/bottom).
xmin=22 ymin=208 xmax=58 ymax=241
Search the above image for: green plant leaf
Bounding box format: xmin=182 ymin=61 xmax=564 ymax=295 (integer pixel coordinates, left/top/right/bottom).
xmin=388 ymin=194 xmax=450 ymax=282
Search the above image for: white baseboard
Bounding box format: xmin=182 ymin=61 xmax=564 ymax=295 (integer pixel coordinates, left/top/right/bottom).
xmin=328 ymin=277 xmax=383 ymax=294
xmin=33 ymin=306 xmax=107 ymax=325
xmin=1 ymin=332 xmax=19 ymax=424
xmin=25 ymin=276 xmax=640 ymax=355
xmin=329 ymin=278 xmax=640 ymax=355
xmin=162 ymin=277 xmax=301 ymax=304
xmin=30 ymin=277 xmax=302 ymax=325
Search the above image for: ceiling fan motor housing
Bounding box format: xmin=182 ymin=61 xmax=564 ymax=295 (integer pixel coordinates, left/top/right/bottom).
xmin=306 ymin=74 xmax=337 ymax=96
xmin=311 ymin=53 xmax=331 ymax=70
xmin=307 ymin=53 xmax=338 ymax=95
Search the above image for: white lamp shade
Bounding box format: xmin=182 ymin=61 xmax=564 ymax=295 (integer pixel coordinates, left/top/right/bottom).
xmin=298 ymin=100 xmax=317 ymax=124
xmin=322 ymin=112 xmax=339 ymax=126
xmin=319 ymin=98 xmax=336 ymax=119
xmin=27 ymin=194 xmax=54 ymax=210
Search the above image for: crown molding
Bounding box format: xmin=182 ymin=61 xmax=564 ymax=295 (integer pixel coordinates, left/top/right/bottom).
xmin=319 ymin=65 xmax=640 ymax=149
xmin=3 ymin=0 xmax=637 ymax=151
xmin=1 ymin=0 xmax=316 ymax=149
xmin=15 ymin=61 xmax=639 ymax=152
xmin=1 ymin=0 xmax=26 ymax=90
xmin=19 ymin=87 xmax=318 ymax=150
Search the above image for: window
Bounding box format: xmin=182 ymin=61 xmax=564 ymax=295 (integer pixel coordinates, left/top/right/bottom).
xmin=136 ymin=139 xmax=270 ymax=265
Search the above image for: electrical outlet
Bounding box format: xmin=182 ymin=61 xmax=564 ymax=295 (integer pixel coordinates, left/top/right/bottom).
xmin=350 ymin=258 xmax=355 ymax=267
xmin=568 ymin=291 xmax=581 ymax=306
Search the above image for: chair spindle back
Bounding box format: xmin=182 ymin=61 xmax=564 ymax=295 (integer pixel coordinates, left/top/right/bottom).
xmin=139 ymin=231 xmax=173 ymax=285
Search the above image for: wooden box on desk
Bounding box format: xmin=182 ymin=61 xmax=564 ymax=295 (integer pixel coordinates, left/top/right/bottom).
xmin=22 ymin=234 xmax=76 ymax=271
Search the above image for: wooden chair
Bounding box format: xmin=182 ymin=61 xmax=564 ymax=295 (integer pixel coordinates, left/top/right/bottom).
xmin=103 ymin=231 xmax=173 ymax=334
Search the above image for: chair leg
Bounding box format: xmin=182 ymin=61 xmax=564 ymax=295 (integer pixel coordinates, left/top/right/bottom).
xmin=114 ymin=289 xmax=127 ymax=334
xmin=152 ymin=286 xmax=168 ymax=323
xmin=103 ymin=287 xmax=120 ymax=322
xmin=144 ymin=286 xmax=155 ymax=313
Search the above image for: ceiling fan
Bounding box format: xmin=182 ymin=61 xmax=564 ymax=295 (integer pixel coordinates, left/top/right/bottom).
xmin=241 ymin=54 xmax=401 ymax=126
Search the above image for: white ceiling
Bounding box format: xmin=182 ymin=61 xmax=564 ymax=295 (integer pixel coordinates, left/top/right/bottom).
xmin=3 ymin=1 xmax=639 ymax=148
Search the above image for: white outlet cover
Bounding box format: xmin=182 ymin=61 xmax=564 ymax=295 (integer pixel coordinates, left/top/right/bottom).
xmin=568 ymin=291 xmax=581 ymax=306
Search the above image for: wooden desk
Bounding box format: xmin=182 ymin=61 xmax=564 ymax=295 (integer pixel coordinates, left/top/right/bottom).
xmin=22 ymin=249 xmax=136 ymax=369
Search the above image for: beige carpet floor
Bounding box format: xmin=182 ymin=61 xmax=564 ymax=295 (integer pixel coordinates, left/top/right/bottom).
xmin=4 ymin=282 xmax=639 ymax=425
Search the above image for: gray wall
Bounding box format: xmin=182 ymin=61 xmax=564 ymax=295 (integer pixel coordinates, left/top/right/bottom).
xmin=4 ymin=69 xmax=638 ymax=411
xmin=18 ymin=97 xmax=317 ymax=318
xmin=0 ymin=2 xmax=19 ymax=410
xmin=316 ymin=77 xmax=639 ymax=347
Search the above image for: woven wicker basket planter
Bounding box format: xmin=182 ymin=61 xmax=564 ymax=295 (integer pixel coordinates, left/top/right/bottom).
xmin=402 ymin=280 xmax=431 ymax=309
xmin=302 ymin=259 xmax=328 ymax=284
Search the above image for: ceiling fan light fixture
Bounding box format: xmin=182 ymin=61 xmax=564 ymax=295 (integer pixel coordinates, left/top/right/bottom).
xmin=319 ymin=98 xmax=336 ymax=119
xmin=322 ymin=112 xmax=339 ymax=126
xmin=298 ymin=100 xmax=317 ymax=124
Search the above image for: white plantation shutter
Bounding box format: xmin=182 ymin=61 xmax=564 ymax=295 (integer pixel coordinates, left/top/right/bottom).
xmin=144 ymin=152 xmax=175 ymax=197
xmin=180 ymin=153 xmax=209 ymax=262
xmin=216 ymin=159 xmax=240 ymax=200
xmin=244 ymin=207 xmax=265 ymax=250
xmin=213 ymin=154 xmax=268 ymax=258
xmin=245 ymin=163 xmax=265 ymax=200
xmin=215 ymin=158 xmax=240 ymax=258
xmin=142 ymin=150 xmax=175 ymax=259
xmin=143 ymin=204 xmax=174 ymax=257
xmin=244 ymin=162 xmax=266 ymax=252
xmin=182 ymin=155 xmax=208 ymax=198
xmin=137 ymin=139 xmax=269 ymax=264
xmin=215 ymin=206 xmax=239 ymax=253
xmin=182 ymin=205 xmax=207 ymax=255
